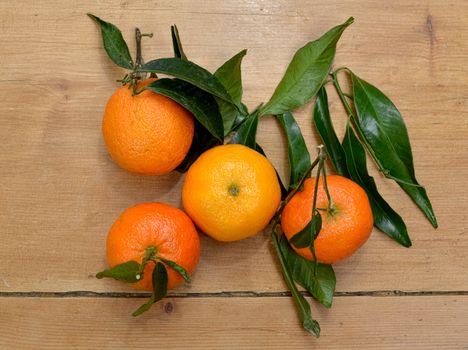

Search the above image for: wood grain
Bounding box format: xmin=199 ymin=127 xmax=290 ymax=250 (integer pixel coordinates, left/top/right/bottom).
xmin=1 ymin=296 xmax=467 ymax=349
xmin=0 ymin=0 xmax=467 ymax=348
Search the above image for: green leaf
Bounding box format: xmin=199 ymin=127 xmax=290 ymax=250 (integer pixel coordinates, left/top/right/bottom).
xmin=138 ymin=58 xmax=235 ymax=105
xmin=96 ymin=261 xmax=141 ymax=283
xmin=229 ymin=103 xmax=251 ymax=131
xmin=259 ymin=17 xmax=353 ymax=116
xmin=303 ymin=317 xmax=321 ymax=337
xmin=214 ymin=50 xmax=248 ymax=135
xmin=351 ymin=73 xmax=437 ymax=228
xmin=279 ymin=236 xmax=336 ymax=308
xmin=277 ymin=112 xmax=311 ymax=190
xmin=158 ymin=257 xmax=191 ymax=283
xmin=217 ymin=101 xmax=244 ymax=136
xmin=239 ymin=103 xmax=249 ymax=116
xmin=132 ymin=262 xmax=168 ymax=317
xmin=342 ymin=124 xmax=412 ymax=247
xmin=305 ymin=264 xmax=335 ymax=308
xmin=88 ymin=14 xmax=134 ymax=70
xmin=255 ymin=143 xmax=288 ymax=199
xmin=214 ymin=50 xmax=247 ymax=105
xmin=171 ymin=25 xmax=187 ymax=60
xmin=313 ymin=86 xmax=349 ymax=177
xmin=272 ymin=233 xmax=320 ymax=337
xmin=175 ymin=120 xmax=221 ymax=173
xmin=145 ymin=78 xmax=224 ymax=141
xmin=290 ymin=210 xmax=322 ymax=249
xmin=229 ymin=113 xmax=259 ymax=149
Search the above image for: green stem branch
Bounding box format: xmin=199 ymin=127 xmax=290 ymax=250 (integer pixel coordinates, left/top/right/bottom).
xmin=321 ymin=160 xmax=335 ymax=213
xmin=331 ymin=71 xmax=354 ymax=119
xmin=309 ymin=149 xmax=323 ymax=265
xmin=271 ymin=232 xmax=320 ymax=337
xmin=269 ymin=146 xmax=333 ymax=337
xmin=271 ymin=153 xmax=321 ymax=231
xmin=333 ymin=66 xmax=351 ymax=75
xmin=135 ymin=28 xmax=143 ymax=70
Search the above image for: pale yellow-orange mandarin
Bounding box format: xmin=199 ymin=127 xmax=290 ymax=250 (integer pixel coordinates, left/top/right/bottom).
xmin=182 ymin=144 xmax=281 ymax=242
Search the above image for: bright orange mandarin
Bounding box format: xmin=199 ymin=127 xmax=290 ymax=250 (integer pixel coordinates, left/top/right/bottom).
xmin=281 ymin=175 xmax=373 ymax=264
xmin=182 ymin=144 xmax=281 ymax=242
xmin=102 ymin=78 xmax=194 ymax=175
xmin=106 ymin=203 xmax=200 ymax=290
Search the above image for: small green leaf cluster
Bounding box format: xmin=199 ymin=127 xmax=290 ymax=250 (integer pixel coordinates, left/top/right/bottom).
xmin=96 ymin=246 xmax=190 ymax=317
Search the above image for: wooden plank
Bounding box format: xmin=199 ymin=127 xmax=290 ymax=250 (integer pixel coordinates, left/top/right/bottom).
xmin=0 ymin=0 xmax=467 ymax=294
xmin=0 ymin=296 xmax=466 ymax=349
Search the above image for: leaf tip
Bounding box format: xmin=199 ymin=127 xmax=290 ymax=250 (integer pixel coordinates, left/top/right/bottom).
xmin=403 ymin=238 xmax=412 ymax=248
xmin=304 ymin=318 xmax=321 ymax=337
xmin=87 ymin=13 xmax=98 ymax=22
xmin=431 ymin=216 xmax=438 ymax=229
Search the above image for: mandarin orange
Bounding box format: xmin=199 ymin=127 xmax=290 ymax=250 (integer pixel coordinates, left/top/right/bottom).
xmin=182 ymin=144 xmax=281 ymax=242
xmin=102 ymin=78 xmax=194 ymax=175
xmin=281 ymin=175 xmax=373 ymax=264
xmin=106 ymin=202 xmax=200 ymax=290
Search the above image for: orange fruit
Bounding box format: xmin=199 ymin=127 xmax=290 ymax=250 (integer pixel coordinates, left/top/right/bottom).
xmin=182 ymin=144 xmax=281 ymax=241
xmin=102 ymin=78 xmax=194 ymax=175
xmin=281 ymin=175 xmax=373 ymax=264
xmin=106 ymin=202 xmax=200 ymax=290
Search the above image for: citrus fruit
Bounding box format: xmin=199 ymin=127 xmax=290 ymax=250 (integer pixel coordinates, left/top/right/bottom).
xmin=102 ymin=78 xmax=195 ymax=175
xmin=106 ymin=202 xmax=200 ymax=290
xmin=182 ymin=144 xmax=281 ymax=242
xmin=281 ymin=175 xmax=373 ymax=264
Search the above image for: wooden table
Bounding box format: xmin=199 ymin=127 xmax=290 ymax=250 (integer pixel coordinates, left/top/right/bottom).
xmin=1 ymin=1 xmax=467 ymax=349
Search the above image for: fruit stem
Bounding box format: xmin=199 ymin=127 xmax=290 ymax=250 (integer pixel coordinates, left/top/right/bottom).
xmin=310 ymin=146 xmax=326 ymax=267
xmin=139 ymin=245 xmax=157 ymax=275
xmin=320 ymin=149 xmax=336 ymax=214
xmin=135 ymin=28 xmax=153 ymax=71
xmin=135 ymin=28 xmax=143 ymax=71
xmin=131 ymin=28 xmax=155 ymax=94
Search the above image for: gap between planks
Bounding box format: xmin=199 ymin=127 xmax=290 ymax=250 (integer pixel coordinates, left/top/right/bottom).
xmin=0 ymin=290 xmax=466 ymax=298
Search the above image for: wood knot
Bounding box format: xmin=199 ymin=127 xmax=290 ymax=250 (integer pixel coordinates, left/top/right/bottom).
xmin=425 ymin=15 xmax=436 ymax=45
xmin=164 ymin=302 xmax=174 ymax=314
xmin=426 ymin=15 xmax=433 ymax=34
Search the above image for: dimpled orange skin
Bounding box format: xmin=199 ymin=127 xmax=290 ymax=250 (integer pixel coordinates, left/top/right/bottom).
xmin=182 ymin=144 xmax=281 ymax=242
xmin=281 ymin=175 xmax=373 ymax=264
xmin=102 ymin=78 xmax=194 ymax=175
xmin=106 ymin=203 xmax=200 ymax=291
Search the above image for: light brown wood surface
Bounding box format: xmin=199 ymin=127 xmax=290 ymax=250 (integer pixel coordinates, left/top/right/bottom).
xmin=1 ymin=296 xmax=467 ymax=349
xmin=0 ymin=0 xmax=467 ymax=349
